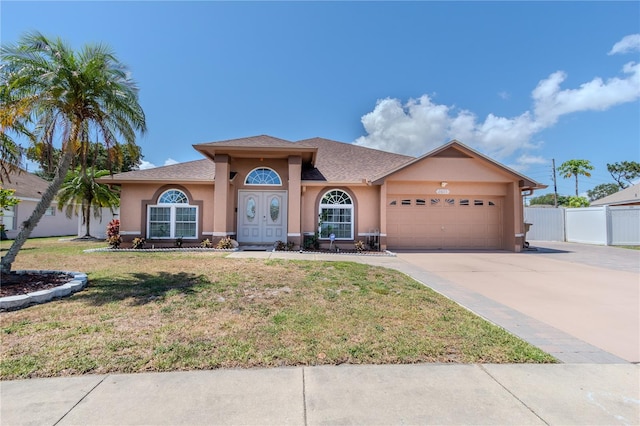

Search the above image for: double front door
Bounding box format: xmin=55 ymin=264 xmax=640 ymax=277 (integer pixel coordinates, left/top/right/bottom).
xmin=237 ymin=190 xmax=287 ymax=244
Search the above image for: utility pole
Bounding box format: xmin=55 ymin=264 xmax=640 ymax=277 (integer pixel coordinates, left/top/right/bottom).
xmin=552 ymin=158 xmax=558 ymax=208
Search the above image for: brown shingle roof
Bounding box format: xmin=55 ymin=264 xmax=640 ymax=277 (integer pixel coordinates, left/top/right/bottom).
xmin=196 ymin=135 xmax=298 ymax=149
xmin=590 ymin=184 xmax=640 ymax=206
xmin=103 ymin=136 xmax=414 ymax=184
xmin=297 ymin=137 xmax=413 ymax=182
xmin=99 ymin=159 xmax=215 ymax=184
xmin=1 ymin=169 xmax=50 ymax=199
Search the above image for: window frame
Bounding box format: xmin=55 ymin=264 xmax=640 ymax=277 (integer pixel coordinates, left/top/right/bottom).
xmin=147 ymin=189 xmax=198 ymax=239
xmin=318 ymin=189 xmax=354 ymax=240
xmin=244 ymin=167 xmax=282 ymax=186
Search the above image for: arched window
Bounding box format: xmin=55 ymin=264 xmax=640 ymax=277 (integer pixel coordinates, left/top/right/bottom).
xmin=245 ymin=168 xmax=282 ymax=185
xmin=148 ymin=189 xmax=198 ymax=239
xmin=318 ymin=189 xmax=354 ymax=240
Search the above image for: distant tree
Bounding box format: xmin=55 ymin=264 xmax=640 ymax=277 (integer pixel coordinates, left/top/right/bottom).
xmin=587 ymin=183 xmax=620 ymax=201
xmin=27 ymin=142 xmax=143 ymax=181
xmin=607 ymin=161 xmax=640 ymax=189
xmin=0 ymin=32 xmax=146 ymax=273
xmin=0 ymin=187 xmax=21 ymax=238
xmin=529 ymin=193 xmax=570 ymax=206
xmin=57 ymin=168 xmax=120 ymax=238
xmin=558 ymin=159 xmax=594 ymax=196
xmin=567 ymin=196 xmax=590 ymax=208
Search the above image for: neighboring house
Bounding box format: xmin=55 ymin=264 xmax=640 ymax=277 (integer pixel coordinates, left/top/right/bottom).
xmin=590 ymin=184 xmax=640 ymax=207
xmin=100 ymin=135 xmax=545 ymax=252
xmin=1 ymin=168 xmax=78 ymax=239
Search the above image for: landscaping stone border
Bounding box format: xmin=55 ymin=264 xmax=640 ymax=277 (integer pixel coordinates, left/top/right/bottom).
xmin=83 ymin=247 xmax=238 ymax=253
xmin=0 ymin=271 xmax=88 ymax=311
xmin=83 ymin=246 xmax=395 ymax=256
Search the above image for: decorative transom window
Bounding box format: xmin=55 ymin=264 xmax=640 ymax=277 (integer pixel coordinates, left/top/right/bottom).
xmin=319 ymin=189 xmax=353 ymax=240
xmin=245 ymin=168 xmax=282 ymax=185
xmin=148 ymin=189 xmax=197 ymax=239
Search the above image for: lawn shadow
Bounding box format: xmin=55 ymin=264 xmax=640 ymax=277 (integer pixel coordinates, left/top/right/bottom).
xmin=75 ymin=271 xmax=210 ymax=306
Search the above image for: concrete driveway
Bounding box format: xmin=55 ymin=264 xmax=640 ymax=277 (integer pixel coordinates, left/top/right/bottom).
xmin=395 ymin=241 xmax=640 ymax=363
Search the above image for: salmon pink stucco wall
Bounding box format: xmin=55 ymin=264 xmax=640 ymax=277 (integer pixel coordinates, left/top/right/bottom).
xmin=118 ymin=183 xmax=214 ymax=241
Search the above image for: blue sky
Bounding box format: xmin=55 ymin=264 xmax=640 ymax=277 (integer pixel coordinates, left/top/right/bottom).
xmin=2 ymin=1 xmax=639 ymax=197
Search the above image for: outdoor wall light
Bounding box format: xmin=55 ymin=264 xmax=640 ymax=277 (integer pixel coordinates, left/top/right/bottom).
xmin=440 ymin=181 xmax=448 ymax=187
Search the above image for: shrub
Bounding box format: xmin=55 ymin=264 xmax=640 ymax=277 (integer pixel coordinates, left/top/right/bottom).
xmin=132 ymin=237 xmax=145 ymax=249
xmin=106 ymin=219 xmax=121 ymax=249
xmin=175 ymin=237 xmax=183 ymax=248
xmin=354 ymin=240 xmax=366 ymax=252
xmin=201 ymin=238 xmax=213 ymax=248
xmin=216 ymin=237 xmax=234 ymax=249
xmin=303 ymin=233 xmax=320 ymax=250
xmin=275 ymin=240 xmax=295 ymax=251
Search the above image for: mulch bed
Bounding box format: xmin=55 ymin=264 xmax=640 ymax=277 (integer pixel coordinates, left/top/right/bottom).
xmin=0 ymin=272 xmax=72 ymax=298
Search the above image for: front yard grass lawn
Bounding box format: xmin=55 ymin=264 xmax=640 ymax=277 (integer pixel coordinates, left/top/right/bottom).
xmin=0 ymin=237 xmax=555 ymax=379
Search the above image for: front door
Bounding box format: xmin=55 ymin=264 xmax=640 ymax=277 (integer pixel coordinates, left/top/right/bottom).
xmin=238 ymin=190 xmax=287 ymax=244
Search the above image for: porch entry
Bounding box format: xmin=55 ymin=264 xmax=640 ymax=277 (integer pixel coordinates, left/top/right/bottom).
xmin=237 ymin=190 xmax=287 ymax=244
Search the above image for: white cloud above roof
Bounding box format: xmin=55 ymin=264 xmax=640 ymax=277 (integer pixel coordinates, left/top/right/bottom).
xmin=138 ymin=160 xmax=156 ymax=170
xmin=355 ymin=34 xmax=640 ymax=162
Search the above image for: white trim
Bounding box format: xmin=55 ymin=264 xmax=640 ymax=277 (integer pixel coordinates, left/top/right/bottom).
xmin=120 ymin=231 xmax=141 ymax=235
xmin=202 ymin=231 xmax=214 ymax=236
xmin=244 ymin=167 xmax=282 ymax=186
xmin=147 ymin=204 xmax=199 ymax=239
xmin=212 ymin=231 xmax=236 ymax=237
xmin=318 ymin=189 xmax=354 ymax=240
xmin=287 ymin=233 xmax=301 ymax=237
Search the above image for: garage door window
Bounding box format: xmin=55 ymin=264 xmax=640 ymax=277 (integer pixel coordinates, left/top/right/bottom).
xmin=319 ymin=189 xmax=353 ymax=240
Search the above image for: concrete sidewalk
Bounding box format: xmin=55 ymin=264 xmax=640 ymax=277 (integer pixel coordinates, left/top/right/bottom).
xmin=2 ymin=364 xmax=638 ymax=425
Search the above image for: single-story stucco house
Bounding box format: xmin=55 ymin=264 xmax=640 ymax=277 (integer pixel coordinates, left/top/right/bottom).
xmin=1 ymin=168 xmax=78 ymax=239
xmin=99 ymin=135 xmax=546 ymax=252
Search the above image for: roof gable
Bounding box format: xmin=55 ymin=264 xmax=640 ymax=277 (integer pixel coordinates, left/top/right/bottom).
xmin=374 ymin=140 xmax=545 ymax=190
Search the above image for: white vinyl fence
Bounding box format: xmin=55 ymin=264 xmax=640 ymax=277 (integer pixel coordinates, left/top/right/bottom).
xmin=524 ymin=206 xmax=640 ymax=245
xmin=77 ymin=207 xmax=119 ymax=239
xmin=524 ymin=208 xmax=565 ymax=241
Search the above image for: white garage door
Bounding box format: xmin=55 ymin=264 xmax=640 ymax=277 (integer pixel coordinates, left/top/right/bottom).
xmin=387 ymin=196 xmax=503 ymax=249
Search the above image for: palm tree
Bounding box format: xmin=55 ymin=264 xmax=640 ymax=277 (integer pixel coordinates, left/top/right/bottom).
xmin=0 ymin=94 xmax=33 ymax=182
xmin=558 ymin=159 xmax=594 ymax=196
xmin=57 ymin=167 xmax=120 ymax=238
xmin=0 ymin=32 xmax=146 ymax=273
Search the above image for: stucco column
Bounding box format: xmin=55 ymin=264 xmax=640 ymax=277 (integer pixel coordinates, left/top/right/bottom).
xmin=379 ymin=180 xmax=388 ymax=250
xmin=504 ymin=182 xmax=522 ymax=252
xmin=213 ymin=154 xmax=230 ymax=239
xmin=287 ymin=156 xmax=302 ymax=248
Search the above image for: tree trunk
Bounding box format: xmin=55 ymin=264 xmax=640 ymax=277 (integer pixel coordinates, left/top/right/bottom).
xmin=575 ymin=175 xmax=579 ymax=197
xmin=1 ymin=144 xmax=76 ymax=273
xmin=84 ymin=201 xmax=92 ymax=238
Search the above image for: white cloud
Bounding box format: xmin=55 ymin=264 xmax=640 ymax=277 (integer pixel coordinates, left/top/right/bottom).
xmin=532 ymin=62 xmax=640 ymax=127
xmin=509 ymin=154 xmax=548 ymax=172
xmin=498 ymin=91 xmax=511 ymax=100
xmin=608 ymin=34 xmax=640 ymax=55
xmin=354 ymin=95 xmax=539 ymax=159
xmin=355 ymin=36 xmax=640 ymax=162
xmin=164 ymin=158 xmax=178 ymax=166
xmin=138 ymin=160 xmax=156 ymax=170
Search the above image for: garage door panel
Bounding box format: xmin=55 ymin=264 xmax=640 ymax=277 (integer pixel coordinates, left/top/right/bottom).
xmin=387 ymin=195 xmax=503 ymax=250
